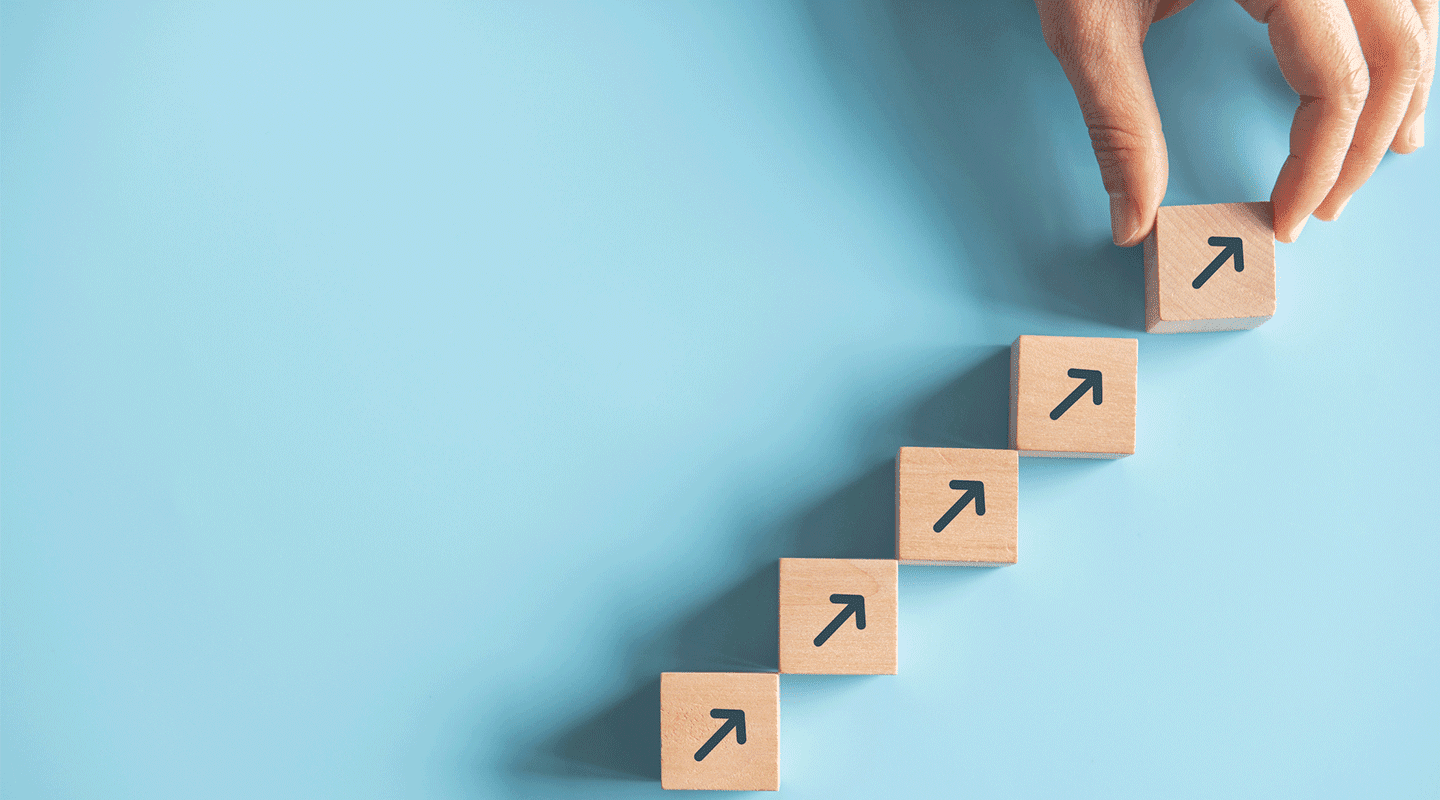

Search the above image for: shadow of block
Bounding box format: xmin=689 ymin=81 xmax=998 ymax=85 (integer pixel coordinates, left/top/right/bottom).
xmin=667 ymin=563 xmax=779 ymax=673
xmin=521 ymin=678 xmax=660 ymax=782
xmin=509 ymin=565 xmax=780 ymax=785
xmin=778 ymin=458 xmax=897 ymax=561
xmin=909 ymin=346 xmax=1011 ymax=450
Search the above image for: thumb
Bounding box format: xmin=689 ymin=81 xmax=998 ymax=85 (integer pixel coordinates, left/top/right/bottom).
xmin=1039 ymin=3 xmax=1169 ymax=246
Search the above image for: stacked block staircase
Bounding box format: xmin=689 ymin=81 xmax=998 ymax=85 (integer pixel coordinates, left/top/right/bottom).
xmin=658 ymin=202 xmax=1276 ymax=790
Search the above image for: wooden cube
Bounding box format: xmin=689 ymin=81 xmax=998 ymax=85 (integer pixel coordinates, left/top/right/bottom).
xmin=778 ymin=558 xmax=898 ymax=675
xmin=895 ymin=447 xmax=1018 ymax=566
xmin=1143 ymin=202 xmax=1275 ymax=332
xmin=660 ymin=672 xmax=779 ymax=791
xmin=1009 ymin=335 xmax=1137 ymax=458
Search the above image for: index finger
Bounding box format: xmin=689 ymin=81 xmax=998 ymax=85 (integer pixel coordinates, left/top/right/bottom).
xmin=1242 ymin=0 xmax=1370 ymax=242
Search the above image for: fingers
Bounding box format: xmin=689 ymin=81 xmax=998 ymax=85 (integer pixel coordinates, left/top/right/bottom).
xmin=1241 ymin=0 xmax=1369 ymax=242
xmin=1392 ymin=0 xmax=1438 ymax=151
xmin=1038 ymin=1 xmax=1168 ymax=246
xmin=1313 ymin=0 xmax=1427 ymax=219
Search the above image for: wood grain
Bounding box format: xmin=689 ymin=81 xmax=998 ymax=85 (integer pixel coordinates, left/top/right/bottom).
xmin=896 ymin=447 xmax=1017 ymax=566
xmin=1143 ymin=202 xmax=1275 ymax=333
xmin=778 ymin=558 xmax=898 ymax=675
xmin=1009 ymin=335 xmax=1137 ymax=458
xmin=660 ymin=672 xmax=780 ymax=791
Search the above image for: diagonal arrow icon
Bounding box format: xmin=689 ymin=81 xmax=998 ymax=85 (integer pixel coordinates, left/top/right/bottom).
xmin=933 ymin=480 xmax=985 ymax=533
xmin=1050 ymin=368 xmax=1102 ymax=420
xmin=813 ymin=594 xmax=865 ymax=647
xmin=1192 ymin=236 xmax=1245 ymax=289
xmin=693 ymin=709 xmax=746 ymax=761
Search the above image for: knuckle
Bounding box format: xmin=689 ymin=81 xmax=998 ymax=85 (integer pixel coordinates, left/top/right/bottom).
xmin=1392 ymin=23 xmax=1429 ymax=79
xmin=1331 ymin=62 xmax=1371 ymax=111
xmin=1084 ymin=119 xmax=1151 ymax=182
xmin=1369 ymin=13 xmax=1429 ymax=85
xmin=1085 ymin=120 xmax=1148 ymax=155
xmin=1401 ymin=20 xmax=1428 ymax=64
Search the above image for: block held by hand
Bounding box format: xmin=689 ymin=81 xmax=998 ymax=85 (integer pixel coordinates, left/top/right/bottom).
xmin=1144 ymin=202 xmax=1276 ymax=333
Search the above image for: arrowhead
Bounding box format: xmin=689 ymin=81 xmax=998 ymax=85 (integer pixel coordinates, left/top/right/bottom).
xmin=1209 ymin=236 xmax=1244 ymax=270
xmin=694 ymin=708 xmax=747 ymax=761
xmin=813 ymin=593 xmax=866 ymax=646
xmin=1193 ymin=237 xmax=1245 ymax=288
xmin=934 ymin=480 xmax=986 ymax=531
xmin=1068 ymin=368 xmax=1101 ymax=403
xmin=948 ymin=480 xmax=985 ymax=516
xmin=711 ymin=708 xmax=746 ymax=745
xmin=1050 ymin=369 xmax=1102 ymax=420
xmin=830 ymin=593 xmax=865 ymax=626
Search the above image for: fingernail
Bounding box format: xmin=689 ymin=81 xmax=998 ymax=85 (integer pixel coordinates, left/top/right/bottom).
xmin=1409 ymin=116 xmax=1425 ymax=150
xmin=1109 ymin=193 xmax=1140 ymax=246
xmin=1318 ymin=197 xmax=1349 ymax=222
xmin=1283 ymin=216 xmax=1308 ymax=243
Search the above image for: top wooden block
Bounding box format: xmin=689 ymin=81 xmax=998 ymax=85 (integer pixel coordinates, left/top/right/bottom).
xmin=1143 ymin=202 xmax=1275 ymax=333
xmin=660 ymin=671 xmax=779 ymax=791
xmin=1009 ymin=335 xmax=1137 ymax=458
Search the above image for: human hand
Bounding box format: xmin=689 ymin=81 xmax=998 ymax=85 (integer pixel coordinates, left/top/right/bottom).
xmin=1036 ymin=0 xmax=1437 ymax=245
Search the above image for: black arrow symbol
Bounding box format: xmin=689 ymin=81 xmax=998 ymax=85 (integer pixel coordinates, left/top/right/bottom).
xmin=1191 ymin=236 xmax=1245 ymax=289
xmin=933 ymin=480 xmax=985 ymax=533
xmin=693 ymin=709 xmax=746 ymax=761
xmin=1049 ymin=368 xmax=1102 ymax=420
xmin=813 ymin=594 xmax=865 ymax=647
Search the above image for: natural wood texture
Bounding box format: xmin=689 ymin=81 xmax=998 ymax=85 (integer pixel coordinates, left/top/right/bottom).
xmin=660 ymin=672 xmax=779 ymax=791
xmin=778 ymin=558 xmax=898 ymax=675
xmin=896 ymin=447 xmax=1017 ymax=566
xmin=1143 ymin=202 xmax=1275 ymax=333
xmin=1009 ymin=335 xmax=1137 ymax=458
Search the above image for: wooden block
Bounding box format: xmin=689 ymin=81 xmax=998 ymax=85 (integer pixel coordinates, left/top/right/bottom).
xmin=660 ymin=672 xmax=779 ymax=791
xmin=778 ymin=558 xmax=898 ymax=675
xmin=1143 ymin=202 xmax=1275 ymax=333
xmin=895 ymin=447 xmax=1018 ymax=566
xmin=1009 ymin=335 xmax=1137 ymax=458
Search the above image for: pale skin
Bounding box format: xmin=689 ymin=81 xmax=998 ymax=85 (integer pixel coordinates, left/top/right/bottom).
xmin=1037 ymin=0 xmax=1438 ymax=245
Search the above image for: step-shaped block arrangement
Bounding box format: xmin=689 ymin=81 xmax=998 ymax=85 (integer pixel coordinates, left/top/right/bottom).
xmin=660 ymin=335 xmax=1155 ymax=788
xmin=661 ymin=672 xmax=779 ymax=791
xmin=1010 ymin=334 xmax=1137 ymax=458
xmin=779 ymin=558 xmax=898 ymax=675
xmin=1144 ymin=202 xmax=1275 ymax=332
xmin=896 ymin=446 xmax=1018 ymax=566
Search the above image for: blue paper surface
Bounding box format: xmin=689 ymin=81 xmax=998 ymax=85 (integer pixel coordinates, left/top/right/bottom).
xmin=4 ymin=2 xmax=1437 ymax=797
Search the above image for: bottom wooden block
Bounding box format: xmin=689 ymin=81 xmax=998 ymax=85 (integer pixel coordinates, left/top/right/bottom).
xmin=660 ymin=672 xmax=779 ymax=791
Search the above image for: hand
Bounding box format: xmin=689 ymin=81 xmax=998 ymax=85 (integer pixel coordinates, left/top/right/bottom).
xmin=1037 ymin=0 xmax=1437 ymax=245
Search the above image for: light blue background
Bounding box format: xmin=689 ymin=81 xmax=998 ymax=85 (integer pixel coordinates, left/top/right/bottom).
xmin=4 ymin=2 xmax=1438 ymax=797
